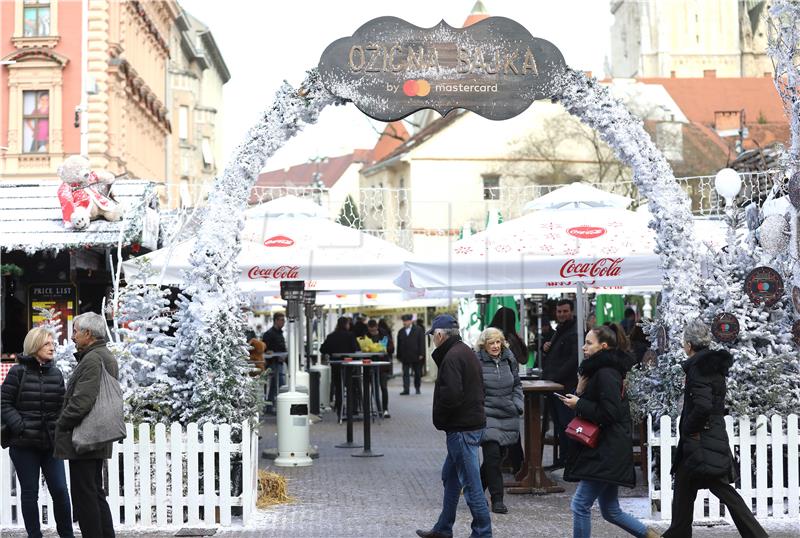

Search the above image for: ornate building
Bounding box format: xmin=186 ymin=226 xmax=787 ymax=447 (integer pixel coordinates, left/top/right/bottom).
xmin=610 ymin=0 xmax=773 ymax=78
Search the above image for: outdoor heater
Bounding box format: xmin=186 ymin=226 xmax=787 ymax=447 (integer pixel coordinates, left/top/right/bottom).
xmin=303 ymin=290 xmax=317 ymax=372
xmin=274 ymin=280 xmax=312 ymax=467
xmin=475 ymin=293 xmax=491 ymax=329
xmin=309 ymin=303 xmax=331 ymax=410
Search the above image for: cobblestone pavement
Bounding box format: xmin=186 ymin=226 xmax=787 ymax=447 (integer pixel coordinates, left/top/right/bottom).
xmin=3 ymin=376 xmax=799 ymax=537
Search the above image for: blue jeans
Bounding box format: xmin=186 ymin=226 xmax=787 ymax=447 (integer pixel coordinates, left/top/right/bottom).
xmin=433 ymin=430 xmax=492 ymax=538
xmin=267 ymin=362 xmax=286 ymax=406
xmin=9 ymin=446 xmax=74 ymax=538
xmin=571 ymin=479 xmax=647 ymax=538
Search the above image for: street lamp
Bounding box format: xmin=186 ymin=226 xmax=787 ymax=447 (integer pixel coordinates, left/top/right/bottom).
xmin=275 ymin=280 xmax=312 ymax=467
xmin=714 ymin=168 xmax=742 ymax=207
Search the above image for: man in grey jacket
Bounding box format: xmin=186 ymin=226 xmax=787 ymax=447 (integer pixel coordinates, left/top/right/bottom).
xmin=54 ymin=312 xmax=118 ymax=538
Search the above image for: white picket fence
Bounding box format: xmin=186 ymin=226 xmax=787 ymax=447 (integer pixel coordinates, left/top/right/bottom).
xmin=648 ymin=414 xmax=800 ymax=523
xmin=0 ymin=420 xmax=259 ymax=529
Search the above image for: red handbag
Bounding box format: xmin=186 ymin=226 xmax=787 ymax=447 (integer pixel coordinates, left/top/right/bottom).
xmin=565 ymin=417 xmax=601 ymax=448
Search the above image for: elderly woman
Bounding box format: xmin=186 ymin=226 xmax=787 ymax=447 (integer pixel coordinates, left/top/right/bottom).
xmin=663 ymin=319 xmax=767 ymax=537
xmin=1 ymin=327 xmax=74 ymax=538
xmin=475 ymin=327 xmax=523 ymax=514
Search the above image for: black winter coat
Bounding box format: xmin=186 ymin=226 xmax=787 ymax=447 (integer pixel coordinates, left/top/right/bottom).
xmin=542 ymin=318 xmax=579 ymax=393
xmin=432 ymin=336 xmax=486 ymax=432
xmin=0 ymin=355 xmax=66 ymax=450
xmin=673 ymin=348 xmax=736 ymax=481
xmin=320 ymin=329 xmax=359 ymax=356
xmin=262 ymin=326 xmax=287 ymax=355
xmin=564 ymin=349 xmax=636 ymax=488
xmin=396 ymin=325 xmax=425 ymax=363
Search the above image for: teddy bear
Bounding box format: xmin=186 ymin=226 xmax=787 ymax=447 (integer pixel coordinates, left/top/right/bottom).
xmin=56 ymin=155 xmax=124 ymax=230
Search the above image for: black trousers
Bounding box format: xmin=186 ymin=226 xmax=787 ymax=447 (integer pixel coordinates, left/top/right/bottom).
xmin=548 ymin=394 xmax=575 ymax=465
xmin=480 ymin=440 xmax=507 ymax=500
xmin=69 ymin=459 xmax=115 ymax=538
xmin=663 ymin=461 xmax=768 ymax=538
xmin=401 ymin=361 xmax=423 ymax=392
xmin=378 ymin=368 xmax=389 ymax=412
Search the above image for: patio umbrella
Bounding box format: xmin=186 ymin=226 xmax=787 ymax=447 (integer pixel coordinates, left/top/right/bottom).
xmin=522 ymin=182 xmax=633 ymax=212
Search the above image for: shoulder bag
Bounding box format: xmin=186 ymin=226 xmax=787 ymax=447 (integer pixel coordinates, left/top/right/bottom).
xmin=72 ymin=358 xmax=127 ymax=454
xmin=564 ymin=382 xmax=625 ymax=449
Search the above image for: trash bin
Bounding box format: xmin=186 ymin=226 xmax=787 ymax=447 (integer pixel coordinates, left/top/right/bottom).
xmin=309 ymin=369 xmax=321 ymax=416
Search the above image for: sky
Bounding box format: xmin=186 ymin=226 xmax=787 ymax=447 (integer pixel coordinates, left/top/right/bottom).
xmin=180 ymin=0 xmax=614 ymax=172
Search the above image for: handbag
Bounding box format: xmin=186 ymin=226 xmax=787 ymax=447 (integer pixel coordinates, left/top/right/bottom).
xmin=564 ymin=381 xmax=626 ymax=449
xmin=1 ymin=368 xmax=26 ymax=449
xmin=72 ymin=358 xmax=126 ymax=454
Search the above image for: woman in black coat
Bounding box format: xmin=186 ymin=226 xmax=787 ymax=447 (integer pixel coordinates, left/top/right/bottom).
xmin=488 ymin=306 xmax=528 ymax=365
xmin=1 ymin=327 xmax=74 ymax=538
xmin=320 ymin=317 xmax=360 ymax=417
xmin=559 ymin=324 xmax=656 ymax=538
xmin=663 ymin=319 xmax=767 ymax=537
xmin=475 ymin=327 xmax=523 ymax=515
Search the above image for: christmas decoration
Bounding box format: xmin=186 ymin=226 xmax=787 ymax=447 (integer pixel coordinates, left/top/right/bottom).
xmin=793 ymin=286 xmax=800 ymax=313
xmin=757 ymin=214 xmax=791 ymax=255
xmin=56 ymin=155 xmax=123 ymax=230
xmin=788 ymin=172 xmax=800 ymax=209
xmin=793 ymin=320 xmax=800 ymax=346
xmin=744 ymin=266 xmax=785 ymax=308
xmin=711 ymin=312 xmax=740 ymax=343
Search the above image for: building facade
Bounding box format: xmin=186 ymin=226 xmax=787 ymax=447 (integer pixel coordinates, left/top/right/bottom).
xmin=610 ymin=0 xmax=772 ymax=78
xmin=1 ymin=0 xmax=228 ymax=208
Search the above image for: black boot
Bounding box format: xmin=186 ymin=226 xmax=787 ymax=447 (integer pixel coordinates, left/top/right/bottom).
xmin=491 ymin=495 xmax=508 ymax=514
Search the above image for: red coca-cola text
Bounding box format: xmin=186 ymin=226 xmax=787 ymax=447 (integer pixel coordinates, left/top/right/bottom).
xmin=247 ymin=265 xmax=300 ymax=280
xmin=567 ymin=226 xmax=606 ymax=239
xmin=560 ymin=258 xmax=623 ymax=279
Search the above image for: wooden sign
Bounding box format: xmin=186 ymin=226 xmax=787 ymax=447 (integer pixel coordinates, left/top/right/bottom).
xmin=744 ymin=266 xmax=784 ymax=308
xmin=319 ymin=16 xmax=567 ymax=122
xmin=711 ymin=312 xmax=739 ymax=343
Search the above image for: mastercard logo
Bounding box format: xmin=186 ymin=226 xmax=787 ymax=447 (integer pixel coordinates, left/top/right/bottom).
xmin=403 ymin=79 xmax=431 ymax=97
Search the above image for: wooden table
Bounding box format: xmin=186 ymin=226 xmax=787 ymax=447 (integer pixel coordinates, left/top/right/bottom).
xmin=506 ymin=380 xmax=565 ymax=495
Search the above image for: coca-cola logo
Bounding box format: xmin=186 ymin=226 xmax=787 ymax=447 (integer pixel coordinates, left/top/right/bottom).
xmin=560 ymin=258 xmax=623 ymax=279
xmin=263 ymin=235 xmax=295 ymax=247
xmin=567 ymin=226 xmax=606 ymax=239
xmin=247 ymin=265 xmax=300 ymax=280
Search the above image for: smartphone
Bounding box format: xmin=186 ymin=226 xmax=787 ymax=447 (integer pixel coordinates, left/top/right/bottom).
xmin=553 ymin=392 xmax=566 ymax=399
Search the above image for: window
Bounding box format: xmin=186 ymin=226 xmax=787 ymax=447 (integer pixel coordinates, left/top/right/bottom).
xmin=178 ymin=106 xmax=189 ymax=141
xmin=482 ymin=174 xmax=500 ymax=200
xmin=22 ymin=90 xmax=49 ymax=153
xmin=23 ymin=0 xmax=50 ymax=37
xmin=201 ymin=137 xmax=213 ymax=169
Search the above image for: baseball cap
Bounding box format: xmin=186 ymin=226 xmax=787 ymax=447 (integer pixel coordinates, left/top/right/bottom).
xmin=427 ymin=314 xmax=459 ymax=335
xmin=401 ymin=314 xmax=413 ymax=321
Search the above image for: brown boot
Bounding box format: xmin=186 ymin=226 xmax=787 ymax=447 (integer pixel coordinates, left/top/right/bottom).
xmin=645 ymin=528 xmax=662 ymax=538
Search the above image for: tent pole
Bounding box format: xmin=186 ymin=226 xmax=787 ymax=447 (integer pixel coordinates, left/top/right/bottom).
xmin=576 ymin=283 xmax=586 ymax=365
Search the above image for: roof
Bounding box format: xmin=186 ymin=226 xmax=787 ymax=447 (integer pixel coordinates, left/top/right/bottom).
xmin=0 ymin=180 xmax=157 ymax=253
xmin=361 ymin=110 xmax=467 ymax=175
xmin=638 ymin=76 xmax=786 ymax=125
xmin=463 ymin=0 xmax=490 ymax=27
xmin=372 ymin=121 xmax=410 ymax=162
xmin=251 ymin=151 xmax=374 ymax=203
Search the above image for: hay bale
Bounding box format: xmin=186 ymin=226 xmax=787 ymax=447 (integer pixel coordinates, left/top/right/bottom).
xmin=257 ymin=469 xmax=293 ymax=508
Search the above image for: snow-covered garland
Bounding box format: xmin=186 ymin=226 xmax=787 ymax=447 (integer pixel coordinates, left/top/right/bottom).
xmin=170 ymin=70 xmax=343 ymax=425
xmin=553 ymin=69 xmax=703 ymax=417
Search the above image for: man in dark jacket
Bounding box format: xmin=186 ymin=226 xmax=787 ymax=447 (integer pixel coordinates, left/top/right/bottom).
xmin=542 ymin=299 xmax=578 ymax=469
xmin=663 ymin=319 xmax=768 ymax=538
xmin=416 ymin=315 xmax=492 ymax=538
xmin=54 ymin=312 xmax=118 ymax=538
xmin=262 ymin=313 xmax=287 ymax=412
xmin=397 ymin=313 xmax=425 ymax=395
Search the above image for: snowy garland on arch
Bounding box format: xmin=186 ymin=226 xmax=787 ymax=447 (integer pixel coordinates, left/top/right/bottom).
xmin=169 ymin=70 xmax=343 ymax=425
xmin=553 ymin=69 xmax=703 ymax=417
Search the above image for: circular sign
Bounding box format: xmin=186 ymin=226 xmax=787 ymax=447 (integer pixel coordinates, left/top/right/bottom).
xmin=744 ymin=266 xmax=784 ymax=307
xmin=793 ymin=320 xmax=800 ymax=347
xmin=788 ymin=171 xmax=800 ymax=209
xmin=711 ymin=312 xmax=740 ymax=343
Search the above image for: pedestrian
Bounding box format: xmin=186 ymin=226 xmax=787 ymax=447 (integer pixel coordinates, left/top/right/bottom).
xmin=365 ymin=319 xmax=393 ymax=418
xmin=488 ymin=306 xmax=528 ymax=365
xmin=620 ymin=307 xmax=637 ymax=336
xmin=1 ymin=327 xmax=74 ymax=538
xmin=320 ymin=317 xmax=360 ymax=415
xmin=542 ymin=298 xmax=579 ymax=470
xmin=559 ymin=324 xmax=658 ymax=538
xmin=475 ymin=327 xmax=523 ymax=515
xmin=662 ymin=319 xmax=767 ymax=537
xmin=397 ymin=313 xmax=426 ymax=395
xmin=416 ymin=314 xmax=492 ymax=538
xmin=54 ymin=312 xmax=117 ymax=538
xmin=262 ymin=313 xmax=287 ymax=413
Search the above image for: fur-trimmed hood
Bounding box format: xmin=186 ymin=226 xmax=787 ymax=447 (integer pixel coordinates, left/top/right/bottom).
xmin=579 ymin=348 xmax=634 ymax=378
xmin=682 ymin=348 xmax=733 ymax=377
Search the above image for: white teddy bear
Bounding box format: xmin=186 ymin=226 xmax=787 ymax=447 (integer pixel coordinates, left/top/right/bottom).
xmin=56 ymin=155 xmax=123 ymax=230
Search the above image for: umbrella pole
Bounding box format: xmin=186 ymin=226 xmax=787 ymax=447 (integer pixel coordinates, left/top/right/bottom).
xmin=576 ymin=283 xmax=586 ymax=366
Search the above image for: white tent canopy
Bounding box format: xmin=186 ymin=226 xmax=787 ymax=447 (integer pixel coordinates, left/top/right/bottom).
xmin=243 ymin=194 xmax=329 ymax=219
xmin=522 ymin=183 xmax=633 ymax=212
xmin=396 ymin=204 xmax=726 ymax=294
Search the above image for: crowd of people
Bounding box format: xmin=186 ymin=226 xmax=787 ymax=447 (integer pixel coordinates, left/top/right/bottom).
xmin=1 ymin=312 xmax=120 ymax=538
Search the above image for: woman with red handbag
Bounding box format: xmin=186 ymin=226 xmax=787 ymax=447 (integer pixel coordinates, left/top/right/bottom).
xmin=558 ymin=324 xmax=659 ymax=538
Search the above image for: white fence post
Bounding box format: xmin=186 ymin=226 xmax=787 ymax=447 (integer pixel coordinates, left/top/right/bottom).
xmin=647 ymin=412 xmax=800 ymax=524
xmin=0 ymin=419 xmax=255 ymax=530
